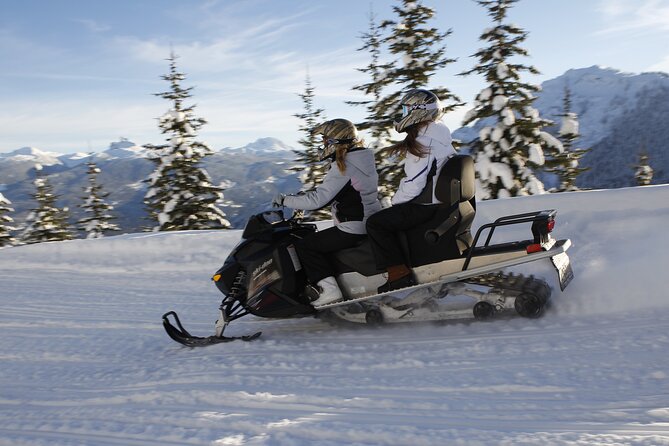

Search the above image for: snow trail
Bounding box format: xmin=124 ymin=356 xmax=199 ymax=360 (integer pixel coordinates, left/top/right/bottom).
xmin=1 ymin=186 xmax=668 ymax=445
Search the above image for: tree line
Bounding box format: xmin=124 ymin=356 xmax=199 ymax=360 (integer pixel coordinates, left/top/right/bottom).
xmin=0 ymin=0 xmax=656 ymax=248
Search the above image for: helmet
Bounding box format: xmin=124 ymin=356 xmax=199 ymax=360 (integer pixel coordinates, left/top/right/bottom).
xmin=394 ymin=89 xmax=444 ymax=133
xmin=311 ymin=118 xmax=359 ymax=161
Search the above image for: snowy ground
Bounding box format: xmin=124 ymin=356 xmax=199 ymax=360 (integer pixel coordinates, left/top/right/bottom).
xmin=1 ymin=185 xmax=669 ymax=445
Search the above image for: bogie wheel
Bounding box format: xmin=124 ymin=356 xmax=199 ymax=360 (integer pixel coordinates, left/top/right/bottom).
xmin=473 ymin=301 xmax=495 ymax=320
xmin=514 ymin=293 xmax=544 ymax=318
xmin=365 ymin=308 xmax=384 ymax=326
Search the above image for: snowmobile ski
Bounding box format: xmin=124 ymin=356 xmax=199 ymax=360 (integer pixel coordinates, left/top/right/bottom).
xmin=162 ymin=311 xmax=261 ymax=347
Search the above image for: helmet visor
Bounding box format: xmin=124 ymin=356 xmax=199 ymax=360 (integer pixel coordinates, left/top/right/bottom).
xmin=401 ymin=101 xmax=441 ymax=117
xmin=326 ymin=137 xmax=355 ymax=145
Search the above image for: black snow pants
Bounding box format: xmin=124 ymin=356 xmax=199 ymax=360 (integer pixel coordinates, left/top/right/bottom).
xmin=366 ymin=202 xmax=438 ymax=269
xmin=294 ymin=226 xmax=366 ymax=284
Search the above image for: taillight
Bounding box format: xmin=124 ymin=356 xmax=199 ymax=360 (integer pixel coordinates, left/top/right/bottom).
xmin=547 ymin=219 xmax=555 ymax=232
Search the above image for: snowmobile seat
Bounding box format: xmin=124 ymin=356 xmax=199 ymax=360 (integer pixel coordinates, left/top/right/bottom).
xmin=400 ymin=154 xmax=476 ymax=267
xmin=331 ymin=238 xmax=384 ymax=276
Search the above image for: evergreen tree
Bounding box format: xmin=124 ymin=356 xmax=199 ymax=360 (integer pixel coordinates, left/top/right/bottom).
xmin=376 ymin=0 xmax=463 ymax=196
xmin=144 ymin=52 xmax=230 ymax=231
xmin=460 ymin=0 xmax=561 ymax=199
xmin=634 ymin=150 xmax=654 ymax=186
xmin=78 ymin=160 xmax=120 ymax=238
xmin=347 ymin=8 xmax=396 ymax=150
xmin=0 ymin=192 xmax=16 ymax=247
xmin=545 ymin=86 xmax=590 ymax=191
xmin=20 ymin=165 xmax=73 ymax=244
xmin=291 ymin=71 xmax=329 ymax=220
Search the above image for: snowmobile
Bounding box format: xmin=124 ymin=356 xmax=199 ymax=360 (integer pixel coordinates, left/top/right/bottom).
xmin=162 ymin=155 xmax=573 ymax=347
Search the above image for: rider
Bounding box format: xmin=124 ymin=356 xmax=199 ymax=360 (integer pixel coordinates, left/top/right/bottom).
xmin=366 ymin=89 xmax=457 ymax=293
xmin=273 ymin=119 xmax=381 ymax=306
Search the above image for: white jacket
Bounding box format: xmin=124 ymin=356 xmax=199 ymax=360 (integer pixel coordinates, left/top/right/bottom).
xmin=391 ymin=121 xmax=456 ymax=205
xmin=283 ymin=147 xmax=382 ymax=234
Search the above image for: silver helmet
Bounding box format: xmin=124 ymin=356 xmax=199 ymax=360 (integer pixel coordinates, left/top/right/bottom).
xmin=311 ymin=118 xmax=359 ymax=161
xmin=394 ymin=89 xmax=444 ymax=133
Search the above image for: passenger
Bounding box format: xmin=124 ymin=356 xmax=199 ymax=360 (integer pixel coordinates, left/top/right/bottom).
xmin=273 ymin=119 xmax=382 ymax=306
xmin=366 ymin=89 xmax=456 ymax=293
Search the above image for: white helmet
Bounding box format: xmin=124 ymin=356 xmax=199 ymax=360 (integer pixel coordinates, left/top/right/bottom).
xmin=311 ymin=119 xmax=359 ymax=161
xmin=394 ymin=89 xmax=444 ymax=133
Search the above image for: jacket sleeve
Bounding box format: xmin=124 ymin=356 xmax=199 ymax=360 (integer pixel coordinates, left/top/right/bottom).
xmin=283 ymin=165 xmax=349 ymax=211
xmin=391 ymin=150 xmax=432 ymax=205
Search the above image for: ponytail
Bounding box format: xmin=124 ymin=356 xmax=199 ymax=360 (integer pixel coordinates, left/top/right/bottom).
xmin=388 ymin=122 xmax=429 ymax=159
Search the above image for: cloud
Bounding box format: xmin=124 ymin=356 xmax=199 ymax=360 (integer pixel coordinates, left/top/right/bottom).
xmin=596 ymin=0 xmax=669 ymax=35
xmin=0 ymin=98 xmax=164 ymax=152
xmin=72 ymin=19 xmax=111 ymax=33
xmin=645 ymin=54 xmax=669 ymax=72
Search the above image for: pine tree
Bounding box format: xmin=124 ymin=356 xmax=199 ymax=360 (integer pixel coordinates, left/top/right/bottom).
xmin=144 ymin=52 xmax=230 ymax=231
xmin=544 ymin=86 xmax=589 ymax=191
xmin=78 ymin=161 xmax=120 ymax=238
xmin=460 ymin=0 xmax=561 ymax=199
xmin=376 ymin=0 xmax=463 ymax=196
xmin=634 ymin=150 xmax=654 ymax=186
xmin=20 ymin=165 xmax=73 ymax=244
xmin=291 ymin=72 xmax=329 ymax=220
xmin=0 ymin=192 xmax=16 ymax=247
xmin=347 ymin=8 xmax=396 ymax=150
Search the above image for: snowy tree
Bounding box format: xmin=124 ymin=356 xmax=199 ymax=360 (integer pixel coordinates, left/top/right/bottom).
xmin=376 ymin=0 xmax=463 ymax=196
xmin=78 ymin=161 xmax=120 ymax=238
xmin=460 ymin=0 xmax=561 ymax=199
xmin=0 ymin=192 xmax=16 ymax=247
xmin=544 ymin=86 xmax=589 ymax=191
xmin=290 ymin=71 xmax=329 ymax=221
xmin=144 ymin=52 xmax=230 ymax=231
xmin=20 ymin=165 xmax=73 ymax=244
xmin=634 ymin=150 xmax=654 ymax=186
xmin=347 ymin=8 xmax=396 ymax=150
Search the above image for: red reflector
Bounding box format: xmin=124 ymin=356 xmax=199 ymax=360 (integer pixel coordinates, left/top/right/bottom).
xmin=526 ymin=244 xmax=542 ymax=253
xmin=547 ymin=220 xmax=555 ymax=232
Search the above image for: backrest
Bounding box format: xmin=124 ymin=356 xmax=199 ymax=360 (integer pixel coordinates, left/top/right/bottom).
xmin=401 ymin=155 xmax=477 ymax=267
xmin=435 ymin=155 xmax=476 ymax=205
xmin=440 ymin=155 xmax=476 ymax=253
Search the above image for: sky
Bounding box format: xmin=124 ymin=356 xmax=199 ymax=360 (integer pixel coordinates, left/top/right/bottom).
xmin=2 ymin=0 xmax=669 ymax=154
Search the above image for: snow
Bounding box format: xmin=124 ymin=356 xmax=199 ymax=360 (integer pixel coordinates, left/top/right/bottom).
xmin=1 ymin=185 xmax=669 ymax=445
xmin=559 ymin=113 xmax=579 ymax=136
xmin=492 ymin=94 xmax=508 ymax=111
xmin=0 ymin=147 xmax=63 ymax=167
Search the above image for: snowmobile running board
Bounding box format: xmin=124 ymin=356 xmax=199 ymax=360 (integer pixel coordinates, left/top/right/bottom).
xmin=162 ymin=311 xmax=261 ymax=347
xmin=314 ymin=239 xmax=572 ymax=310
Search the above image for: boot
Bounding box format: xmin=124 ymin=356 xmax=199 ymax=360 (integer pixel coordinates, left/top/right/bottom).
xmin=378 ymin=264 xmax=416 ymax=293
xmin=312 ymin=276 xmax=343 ymax=306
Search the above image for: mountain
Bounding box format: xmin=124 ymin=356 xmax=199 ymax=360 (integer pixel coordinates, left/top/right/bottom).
xmin=453 ymin=65 xmax=669 ymax=189
xmin=0 ymin=138 xmax=301 ymax=232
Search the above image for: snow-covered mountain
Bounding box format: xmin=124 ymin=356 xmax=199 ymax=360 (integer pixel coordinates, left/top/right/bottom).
xmin=0 ymin=146 xmax=63 ymax=166
xmin=1 ymin=185 xmax=668 ymax=445
xmin=0 ymin=137 xmax=300 ymax=232
xmin=95 ymin=138 xmax=149 ymax=160
xmin=221 ymin=137 xmax=296 ymax=156
xmin=453 ymin=65 xmax=669 ymax=188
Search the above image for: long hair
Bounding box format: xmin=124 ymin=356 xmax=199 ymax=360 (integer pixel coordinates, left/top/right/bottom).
xmin=388 ymin=122 xmax=429 ymax=159
xmin=334 ymin=138 xmax=364 ymax=173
